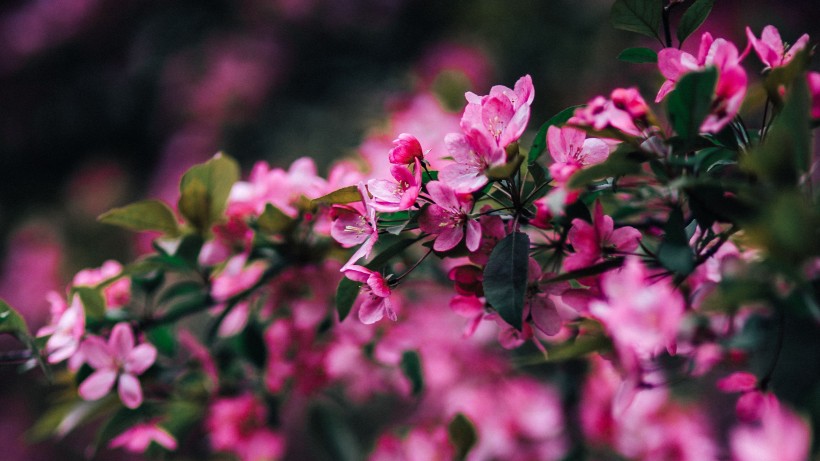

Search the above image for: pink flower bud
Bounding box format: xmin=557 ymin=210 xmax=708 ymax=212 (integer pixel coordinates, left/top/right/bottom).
xmin=388 ymin=133 xmax=424 ymax=164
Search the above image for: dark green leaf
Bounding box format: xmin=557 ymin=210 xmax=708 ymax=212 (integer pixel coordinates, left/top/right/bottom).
xmin=617 ymin=47 xmax=658 ymax=63
xmin=610 ymin=0 xmax=662 ymax=40
xmin=256 ymin=204 xmax=294 ymax=234
xmin=677 ymin=0 xmax=714 ymax=46
xmin=764 ymin=49 xmax=811 ymax=105
xmin=310 ymin=185 xmax=361 ymax=209
xmin=157 ymin=280 xmax=205 ymax=305
xmin=240 ymin=320 xmax=268 ymax=368
xmin=486 ymin=154 xmax=525 ymax=180
xmin=74 ymin=287 xmax=106 ymax=320
xmin=178 ymin=153 xmax=240 ymax=232
xmin=98 ymin=200 xmax=180 ymax=237
xmin=146 ymin=325 xmax=177 ymax=357
xmin=0 ymin=298 xmax=31 ymax=339
xmin=527 ymin=105 xmax=584 ymax=163
xmin=422 ymin=169 xmax=438 ymax=184
xmin=542 ymin=258 xmax=625 ymax=284
xmin=483 ymin=232 xmax=530 ymax=330
xmin=400 ymin=350 xmax=424 ymax=396
xmin=309 ymin=405 xmax=361 ymax=461
xmin=448 ymin=413 xmax=478 ymax=461
xmin=667 ymin=68 xmax=718 ymax=140
xmin=657 ymin=207 xmax=695 ymax=276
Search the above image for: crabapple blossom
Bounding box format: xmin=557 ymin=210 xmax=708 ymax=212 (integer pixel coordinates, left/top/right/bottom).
xmin=563 ymin=201 xmax=641 ymax=272
xmin=73 ymin=260 xmax=131 ymax=308
xmin=77 ymin=322 xmax=157 ymax=409
xmin=460 ymin=74 xmax=534 ymax=149
xmin=210 ymin=253 xmax=268 ymax=302
xmin=570 ymin=87 xmax=649 ymax=137
xmin=730 ymin=394 xmax=811 ymax=461
xmin=388 ymin=133 xmax=424 ymax=164
xmin=547 ymin=125 xmax=610 ymax=184
xmin=418 ymin=180 xmax=481 ymax=252
xmin=37 ymin=294 xmax=85 ymax=366
xmin=745 ymin=25 xmax=810 ymax=70
xmin=809 ymin=71 xmax=820 ymax=119
xmin=343 ymin=265 xmax=396 ymax=324
xmin=367 ymin=158 xmax=423 ymax=212
xmin=438 ymin=128 xmax=506 ymax=193
xmin=330 ymin=183 xmax=379 ymax=270
xmin=109 ymin=422 xmax=178 ymax=452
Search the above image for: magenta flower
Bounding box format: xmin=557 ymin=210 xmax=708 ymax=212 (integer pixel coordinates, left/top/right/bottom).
xmin=210 ymin=253 xmax=268 ymax=302
xmin=78 ymin=322 xmax=157 ymax=409
xmin=109 ymin=422 xmax=178 ymax=452
xmin=367 ymin=158 xmax=422 ymax=212
xmin=563 ymin=202 xmax=641 ymax=272
xmin=388 ymin=133 xmax=424 ymax=164
xmin=38 ymin=294 xmax=85 ymax=365
xmin=418 ymin=180 xmax=481 ymax=252
xmin=330 ymin=182 xmax=378 ymax=270
xmin=746 ymin=26 xmax=809 ymax=70
xmin=461 ymin=74 xmax=534 ymax=149
xmin=438 ymin=128 xmax=505 ymax=193
xmin=730 ymin=394 xmax=810 ymax=461
xmin=808 ymin=71 xmax=820 ymax=119
xmin=547 ymin=126 xmax=610 ymax=184
xmin=342 ymin=265 xmax=396 ymax=324
xmin=570 ymin=88 xmax=649 ymax=137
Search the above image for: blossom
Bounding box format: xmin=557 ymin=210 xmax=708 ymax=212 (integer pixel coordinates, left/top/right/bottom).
xmin=730 ymin=394 xmax=811 ymax=461
xmin=809 ymin=71 xmax=820 ymax=119
xmin=73 ymin=260 xmax=131 ymax=308
xmin=388 ymin=133 xmax=424 ymax=164
xmin=367 ymin=158 xmax=423 ymax=212
xmin=38 ymin=294 xmax=85 ymax=366
xmin=211 ymin=253 xmax=268 ymax=302
xmin=746 ymin=25 xmax=809 ymax=70
xmin=78 ymin=322 xmax=157 ymax=409
xmin=547 ymin=126 xmax=610 ymax=184
xmin=438 ymin=128 xmax=505 ymax=193
xmin=418 ymin=180 xmax=481 ymax=252
xmin=109 ymin=422 xmax=178 ymax=452
xmin=460 ymin=74 xmax=534 ymax=149
xmin=570 ymin=88 xmax=649 ymax=137
xmin=330 ymin=182 xmax=379 ymax=270
xmin=343 ymin=265 xmax=396 ymax=324
xmin=563 ymin=201 xmax=641 ymax=272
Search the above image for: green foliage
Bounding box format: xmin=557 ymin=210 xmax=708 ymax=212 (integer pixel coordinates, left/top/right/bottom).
xmin=667 ymin=67 xmax=718 ymax=140
xmin=486 ymin=153 xmax=525 ymax=180
xmin=98 ymin=200 xmax=180 ymax=237
xmin=309 ymin=405 xmax=362 ymax=461
xmin=73 ymin=286 xmax=106 ymax=321
xmin=310 ymin=185 xmax=362 ymax=209
xmin=676 ymin=0 xmax=714 ymax=46
xmin=448 ymin=413 xmax=478 ymax=461
xmin=178 ymin=153 xmax=240 ymax=233
xmin=483 ymin=232 xmax=530 ymax=331
xmin=256 ymin=204 xmax=295 ymax=234
xmin=399 ymin=350 xmax=424 ymax=396
xmin=0 ymin=298 xmax=32 ymax=340
xmin=617 ymin=47 xmax=658 ymax=63
xmin=657 ymin=207 xmax=695 ymax=276
xmin=567 ymin=146 xmax=647 ymax=189
xmin=610 ymin=0 xmax=662 ymax=41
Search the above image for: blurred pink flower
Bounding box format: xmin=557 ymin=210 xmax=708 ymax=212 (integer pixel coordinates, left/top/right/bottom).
xmin=731 ymin=394 xmax=810 ymax=461
xmin=547 ymin=126 xmax=610 ymax=184
xmin=343 ymin=265 xmax=395 ymax=324
xmin=808 ymin=71 xmax=820 ymax=119
xmin=37 ymin=294 xmax=85 ymax=366
xmin=109 ymin=421 xmax=177 ymax=452
xmin=746 ymin=26 xmax=809 ymax=70
xmin=73 ymin=260 xmax=131 ymax=309
xmin=211 ymin=253 xmax=268 ymax=302
xmin=78 ymin=322 xmax=157 ymax=409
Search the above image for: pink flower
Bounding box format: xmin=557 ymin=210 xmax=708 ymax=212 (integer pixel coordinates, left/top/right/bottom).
xmin=589 ymin=257 xmax=684 ymax=360
xmin=730 ymin=394 xmax=810 ymax=461
xmin=808 ymin=71 xmax=820 ymax=119
xmin=388 ymin=133 xmax=424 ymax=164
xmin=438 ymin=129 xmax=505 ymax=193
xmin=717 ymin=372 xmax=758 ymax=393
xmin=211 ymin=253 xmax=268 ymax=302
xmin=547 ymin=126 xmax=610 ymax=184
xmin=570 ymin=88 xmax=649 ymax=137
xmin=109 ymin=421 xmax=178 ymax=452
xmin=330 ymin=183 xmax=379 ymax=270
xmin=343 ymin=265 xmax=395 ymax=324
xmin=418 ymin=181 xmax=481 ymax=252
xmin=73 ymin=260 xmax=131 ymax=309
xmin=746 ymin=26 xmax=810 ymax=70
xmin=78 ymin=322 xmax=157 ymax=409
xmin=38 ymin=294 xmax=85 ymax=365
xmin=460 ymin=74 xmax=535 ymax=149
xmin=367 ymin=158 xmax=423 ymax=212
xmin=563 ymin=202 xmax=641 ymax=272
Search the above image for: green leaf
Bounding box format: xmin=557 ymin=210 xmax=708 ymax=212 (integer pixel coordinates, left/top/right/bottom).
xmin=146 ymin=325 xmax=177 ymax=357
xmin=617 ymin=47 xmax=658 ymax=63
xmin=74 ymin=287 xmax=106 ymax=321
xmin=256 ymin=203 xmax=294 ymax=234
xmin=310 ymin=185 xmax=361 ymax=209
xmin=567 ymin=147 xmax=647 ymax=189
xmin=157 ymin=280 xmax=205 ymax=305
xmin=309 ymin=405 xmax=362 ymax=461
xmin=483 ymin=232 xmax=530 ymax=331
xmin=667 ymin=67 xmax=718 ymax=140
xmin=448 ymin=413 xmax=478 ymax=461
xmin=0 ymin=298 xmax=31 ymax=339
xmin=610 ymin=0 xmax=662 ymax=40
xmin=546 ymin=330 xmax=612 ymax=361
xmin=764 ymin=49 xmax=811 ymax=105
xmin=177 ymin=153 xmax=240 ymax=232
xmin=97 ymin=200 xmax=180 ymax=237
xmin=400 ymin=350 xmax=424 ymax=396
xmin=676 ymin=0 xmax=714 ymax=46
xmin=486 ymin=154 xmax=525 ymax=180
xmin=527 ymin=105 xmax=584 ymax=163
xmin=657 ymin=207 xmax=695 ymax=276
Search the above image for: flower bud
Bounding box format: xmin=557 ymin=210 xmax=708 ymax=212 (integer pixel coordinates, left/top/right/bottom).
xmin=388 ymin=133 xmax=424 ymax=164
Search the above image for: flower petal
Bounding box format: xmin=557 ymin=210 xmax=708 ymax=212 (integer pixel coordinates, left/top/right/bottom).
xmin=118 ymin=373 xmax=144 ymax=409
xmin=78 ymin=369 xmax=118 ymax=401
xmin=125 ymin=343 xmax=157 ymax=375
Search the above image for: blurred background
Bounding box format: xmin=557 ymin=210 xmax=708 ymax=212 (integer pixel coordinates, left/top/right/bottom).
xmin=0 ymin=0 xmax=818 ymax=459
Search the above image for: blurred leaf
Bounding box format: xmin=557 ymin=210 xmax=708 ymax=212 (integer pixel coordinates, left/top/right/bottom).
xmin=309 ymin=405 xmax=361 ymax=461
xmin=448 ymin=413 xmax=478 ymax=461
xmin=764 ymin=49 xmax=811 ymax=105
xmin=610 ymin=0 xmax=662 ymax=40
xmin=657 ymin=207 xmax=695 ymax=276
xmin=74 ymin=287 xmax=106 ymax=321
xmin=667 ymin=68 xmax=717 ymax=140
xmin=617 ymin=47 xmax=658 ymax=63
xmin=98 ymin=200 xmax=180 ymax=237
xmin=745 ymin=191 xmax=820 ymax=264
xmin=528 ymin=105 xmax=584 ymax=163
xmin=694 ymin=147 xmax=735 ymax=175
xmin=28 ymin=397 xmax=117 ymax=442
xmin=484 ymin=232 xmax=530 ymax=331
xmin=240 ymin=320 xmax=267 ymax=368
xmin=256 ymin=204 xmax=294 ymax=234
xmin=310 ymin=186 xmax=361 ymax=209
xmin=400 ymin=350 xmax=424 ymax=396
xmin=546 ymin=331 xmax=612 ymax=361
xmin=676 ymin=0 xmax=714 ymax=46
xmin=178 ymin=153 xmax=240 ymax=232
xmin=0 ymin=298 xmax=31 ymax=339
xmin=486 ymin=154 xmax=524 ymax=180
xmin=146 ymin=325 xmax=177 ymax=357
xmin=567 ymin=147 xmax=646 ymax=189
xmin=158 ymin=280 xmax=205 ymax=305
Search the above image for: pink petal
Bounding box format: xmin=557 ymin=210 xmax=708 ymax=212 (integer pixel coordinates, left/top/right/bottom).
xmin=439 ymin=163 xmax=487 ymax=194
xmin=342 ymin=265 xmax=374 ymax=284
xmin=450 ymin=295 xmax=484 ymax=317
xmin=125 ymin=343 xmax=157 ymax=375
xmin=118 ymin=373 xmax=144 ymax=409
xmin=358 ymin=296 xmax=385 ymax=324
xmin=502 ymin=103 xmax=531 ymax=148
xmin=434 ymin=226 xmax=464 ymax=252
xmin=81 ymin=336 xmax=114 ymax=369
xmin=109 ymin=323 xmax=135 ymax=360
xmin=580 ymin=138 xmax=610 ymax=165
xmin=426 ymin=181 xmax=459 ymax=210
xmin=465 ymin=219 xmax=482 ymax=253
xmin=366 ymin=273 xmax=392 ymax=298
xmin=513 ymin=74 xmax=535 ymax=107
xmin=531 ymin=297 xmax=562 ymax=336
xmin=608 ymin=226 xmax=642 ymax=253
xmin=717 ymin=372 xmax=758 ymax=393
xmin=78 ymin=369 xmax=118 ymax=401
xmin=657 ymin=48 xmax=687 ymax=80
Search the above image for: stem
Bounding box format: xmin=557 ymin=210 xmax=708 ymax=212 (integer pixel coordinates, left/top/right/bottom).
xmin=392 ymin=247 xmax=434 ymax=284
xmin=662 ymin=2 xmax=674 ymax=48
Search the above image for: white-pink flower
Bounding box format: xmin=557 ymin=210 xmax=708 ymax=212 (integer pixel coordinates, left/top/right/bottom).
xmin=367 ymin=158 xmax=423 ymax=212
xmin=438 ymin=129 xmax=506 ymax=193
xmin=547 ymin=126 xmax=610 ymax=184
xmin=109 ymin=421 xmax=178 ymax=452
xmin=331 ymin=182 xmax=379 ymax=270
xmin=343 ymin=265 xmax=395 ymax=324
xmin=38 ymin=293 xmax=85 ymax=366
xmin=78 ymin=322 xmax=157 ymax=409
xmin=461 ymin=74 xmax=534 ymax=149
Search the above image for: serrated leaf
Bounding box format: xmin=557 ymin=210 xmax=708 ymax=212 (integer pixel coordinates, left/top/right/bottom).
xmin=677 ymin=0 xmax=714 ymax=46
xmin=256 ymin=203 xmax=294 ymax=234
xmin=98 ymin=200 xmax=180 ymax=237
xmin=178 ymin=153 xmax=240 ymax=232
xmin=528 ymin=105 xmax=583 ymax=163
xmin=400 ymin=350 xmax=424 ymax=396
xmin=74 ymin=287 xmax=106 ymax=320
xmin=448 ymin=413 xmax=478 ymax=461
xmin=486 ymin=154 xmax=525 ymax=180
xmin=310 ymin=185 xmax=361 ymax=209
xmin=617 ymin=47 xmax=658 ymax=63
xmin=667 ymin=67 xmax=718 ymax=140
xmin=611 ymin=0 xmax=662 ymax=40
xmin=483 ymin=232 xmax=530 ymax=330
